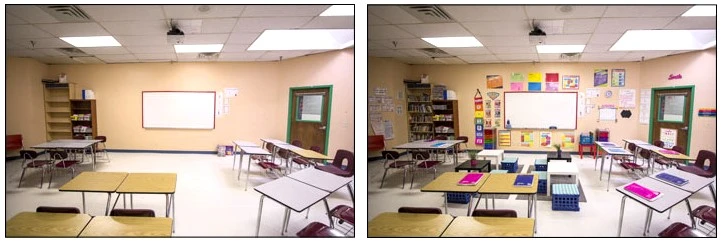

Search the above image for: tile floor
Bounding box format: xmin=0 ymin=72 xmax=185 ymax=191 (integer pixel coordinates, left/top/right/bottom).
xmin=5 ymin=152 xmax=355 ymax=237
xmin=367 ymin=152 xmax=716 ymax=237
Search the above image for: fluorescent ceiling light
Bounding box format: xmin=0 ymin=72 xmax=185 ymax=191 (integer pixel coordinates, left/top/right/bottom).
xmin=610 ymin=30 xmax=716 ymax=51
xmin=174 ymin=44 xmax=224 ymax=53
xmin=248 ymin=29 xmax=354 ymax=50
xmin=320 ymin=5 xmax=354 ymax=16
xmin=59 ymin=36 xmax=121 ymax=47
xmin=682 ymin=5 xmax=716 ymax=16
xmin=536 ymin=45 xmax=585 ymax=53
xmin=421 ymin=37 xmax=483 ymax=48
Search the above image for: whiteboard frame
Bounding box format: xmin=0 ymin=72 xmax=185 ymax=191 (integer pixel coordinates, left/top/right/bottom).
xmin=503 ymin=91 xmax=578 ymax=130
xmin=142 ymin=91 xmax=216 ymax=129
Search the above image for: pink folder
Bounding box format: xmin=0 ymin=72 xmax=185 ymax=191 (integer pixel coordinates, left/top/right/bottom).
xmin=624 ymin=182 xmax=662 ymax=201
xmin=458 ymin=173 xmax=484 ymax=186
xmin=659 ymin=149 xmax=679 ymax=155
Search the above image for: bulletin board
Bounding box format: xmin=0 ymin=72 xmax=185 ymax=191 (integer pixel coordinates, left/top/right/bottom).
xmin=504 ymin=92 xmax=578 ymax=129
xmin=142 ymin=91 xmax=216 ymax=129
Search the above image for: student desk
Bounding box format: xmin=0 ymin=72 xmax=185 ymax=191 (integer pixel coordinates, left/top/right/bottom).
xmin=32 ymin=139 xmax=102 ymax=170
xmin=638 ymin=144 xmax=695 ymax=174
xmin=420 ymin=172 xmax=489 ymax=215
xmin=287 ymin=167 xmax=354 ymax=206
xmin=616 ymin=177 xmax=694 ymax=236
xmin=650 ymin=168 xmax=717 ymax=211
xmin=232 ymin=140 xmax=259 ymax=170
xmin=441 ymin=216 xmax=535 ymax=237
xmin=474 ymin=173 xmax=538 ymax=233
xmin=5 ymin=212 xmax=92 ymax=237
xmin=79 ymin=216 xmax=172 ymax=237
xmin=237 ymin=146 xmax=272 ymax=191
xmin=368 ymin=212 xmax=454 ymax=237
xmin=113 ymin=173 xmax=177 ymax=231
xmin=59 ymin=171 xmax=128 ymax=215
xmin=476 ymin=149 xmax=504 ymax=170
xmin=276 ymin=143 xmax=334 ymax=170
xmin=254 ymin=177 xmax=332 ymax=236
xmin=395 ymin=140 xmax=465 ymax=165
xmin=260 ymin=138 xmax=289 ymax=163
xmin=595 ymin=141 xmax=633 ymax=191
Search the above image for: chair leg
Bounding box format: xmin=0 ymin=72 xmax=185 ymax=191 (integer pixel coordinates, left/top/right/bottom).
xmin=401 ymin=168 xmax=407 ymax=189
xmin=380 ymin=168 xmax=389 ymax=189
xmin=18 ymin=168 xmax=26 ymax=188
xmin=48 ymin=168 xmax=54 ymax=189
xmin=39 ymin=167 xmax=45 ymax=189
xmin=410 ymin=168 xmax=416 ymax=189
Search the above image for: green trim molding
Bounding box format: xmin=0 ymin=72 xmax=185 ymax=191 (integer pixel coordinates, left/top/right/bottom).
xmin=286 ymin=85 xmax=333 ymax=155
xmin=648 ymin=85 xmax=694 ymax=155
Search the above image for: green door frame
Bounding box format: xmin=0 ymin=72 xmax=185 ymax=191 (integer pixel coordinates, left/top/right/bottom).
xmin=647 ymin=85 xmax=694 ymax=154
xmin=286 ymin=85 xmax=333 ymax=155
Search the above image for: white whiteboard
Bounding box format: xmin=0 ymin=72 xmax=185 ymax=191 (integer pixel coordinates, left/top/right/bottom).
xmin=143 ymin=91 xmax=216 ymax=129
xmin=504 ymin=92 xmax=577 ymax=129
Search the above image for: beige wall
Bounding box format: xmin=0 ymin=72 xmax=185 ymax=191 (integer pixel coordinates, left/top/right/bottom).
xmin=367 ymin=57 xmax=412 ymax=156
xmin=638 ymin=48 xmax=717 ymax=157
xmin=6 ymin=57 xmax=49 ymax=156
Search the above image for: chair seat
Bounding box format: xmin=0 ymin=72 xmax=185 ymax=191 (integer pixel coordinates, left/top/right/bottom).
xmin=620 ymin=162 xmax=643 ymax=170
xmin=658 ymin=222 xmax=707 ymax=237
xmin=315 ymin=165 xmax=352 ymax=177
xmin=330 ymin=205 xmax=355 ymax=226
xmin=251 ymin=155 xmax=269 ymax=161
xmin=296 ymin=222 xmax=345 ymax=237
xmin=257 ymin=162 xmax=280 ymax=170
xmin=692 ymin=205 xmax=716 ymax=226
xmin=678 ymin=165 xmax=714 ymax=177
xmin=417 ymin=161 xmax=441 ymax=168
xmin=472 ymin=209 xmax=518 ymax=218
xmin=27 ymin=160 xmax=51 ymax=168
xmin=388 ymin=161 xmax=414 ymax=168
xmin=54 ymin=160 xmax=79 ymax=168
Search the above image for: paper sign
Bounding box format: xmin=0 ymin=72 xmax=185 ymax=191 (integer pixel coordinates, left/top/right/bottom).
xmin=528 ymin=72 xmax=542 ymax=83
xmin=562 ymin=75 xmax=579 ymax=90
xmin=475 ymin=111 xmax=484 ymax=118
xmin=374 ymin=87 xmax=387 ymax=96
xmin=383 ymin=120 xmax=394 ymax=140
xmin=511 ymin=73 xmax=524 ymax=82
xmin=619 ymin=89 xmax=636 ymax=108
xmin=511 ymin=82 xmax=523 ymax=91
xmin=660 ymin=128 xmax=677 ymax=148
xmin=586 ymin=88 xmax=600 ymax=98
xmin=611 ymin=69 xmax=626 ymax=87
xmin=224 ymin=88 xmax=239 ymax=97
xmin=540 ymin=132 xmax=551 ymax=147
xmin=486 ymin=75 xmax=504 ymax=89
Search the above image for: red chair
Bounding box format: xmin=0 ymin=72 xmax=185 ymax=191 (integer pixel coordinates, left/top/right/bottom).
xmin=379 ymin=151 xmax=414 ymax=189
xmin=614 ymin=143 xmax=637 ymax=163
xmin=36 ymin=206 xmax=81 ymax=214
xmin=692 ymin=205 xmax=716 ymax=228
xmin=410 ymin=151 xmax=440 ymax=189
xmin=6 ymin=134 xmax=23 ymax=152
xmin=658 ymin=222 xmax=707 ymax=237
xmin=398 ymin=207 xmax=443 ymax=214
xmin=315 ymin=149 xmax=354 ymax=177
xmin=95 ymin=135 xmax=110 ymax=160
xmin=296 ymin=222 xmax=345 ymax=237
xmin=47 ymin=151 xmax=79 ymax=188
xmin=109 ymin=209 xmax=156 ymax=217
xmin=678 ymin=150 xmax=716 ymax=178
xmin=653 ymin=140 xmax=664 ymax=148
xmin=18 ymin=150 xmax=51 ymax=188
xmin=329 ymin=205 xmax=354 ymax=234
xmin=471 ymin=209 xmax=518 ymax=218
xmin=251 ymin=142 xmax=281 ymax=174
xmin=368 ymin=135 xmax=385 ymax=153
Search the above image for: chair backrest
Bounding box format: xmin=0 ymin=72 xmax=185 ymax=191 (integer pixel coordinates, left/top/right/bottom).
xmin=6 ymin=134 xmax=23 ymax=150
xmin=457 ymin=136 xmax=469 ymax=143
xmin=36 ymin=206 xmax=81 ymax=214
xmin=653 ymin=140 xmax=664 ymax=148
xmin=434 ymin=135 xmax=448 ymax=140
xmin=627 ymin=143 xmax=637 ymax=152
xmin=671 ymin=146 xmax=686 ymax=155
xmin=398 ymin=207 xmax=443 ymax=214
xmin=382 ymin=151 xmax=400 ymax=161
xmin=471 ymin=209 xmax=518 ymax=218
xmin=310 ymin=145 xmax=322 ymax=153
xmin=331 ymin=149 xmax=354 ymax=176
xmin=110 ymin=209 xmax=156 ymax=217
xmin=49 ymin=151 xmax=68 ymax=160
xmin=640 ymin=149 xmax=651 ymax=159
xmin=278 ymin=148 xmax=291 ymax=159
xmin=96 ymin=136 xmax=107 ymax=142
xmin=291 ymin=140 xmax=303 ymax=148
xmin=694 ymin=150 xmax=716 ymax=175
xmin=19 ymin=150 xmax=39 ymax=160
xmin=264 ymin=142 xmax=275 ymax=153
xmin=412 ymin=151 xmax=430 ymax=161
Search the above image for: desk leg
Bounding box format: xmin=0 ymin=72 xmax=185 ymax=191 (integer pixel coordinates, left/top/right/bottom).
xmin=106 ymin=193 xmax=114 ymax=216
xmin=256 ymin=196 xmax=265 ymax=237
xmin=82 ymin=192 xmax=86 ymax=214
xmin=245 ymin=154 xmax=253 ymax=191
xmin=123 ymin=194 xmax=126 ymax=208
xmin=467 ymin=194 xmax=473 ymax=216
xmin=710 ymin=185 xmax=717 ymax=206
xmin=642 ymin=208 xmax=651 ymax=236
xmin=599 ymin=154 xmax=606 ymax=181
xmin=473 ymin=193 xmax=482 ymax=211
xmin=684 ymin=199 xmax=695 ymax=228
xmin=281 ymin=208 xmax=290 ymax=235
xmin=165 ymin=194 xmax=170 ymax=217
xmin=238 ymin=152 xmax=245 ymax=181
xmin=233 ymin=145 xmax=237 ymax=170
xmin=172 ymin=194 xmax=176 ymax=233
xmin=347 ymin=183 xmax=355 ymax=206
xmin=131 ymin=194 xmax=134 ymax=209
xmin=492 ymin=194 xmax=495 ymax=209
xmin=323 ymin=199 xmax=333 ymax=227
xmin=606 ymin=158 xmax=613 ymax=191
xmin=617 ymin=196 xmax=627 ymax=236
xmin=533 ymin=194 xmax=537 ymax=233
xmin=444 ymin=192 xmax=448 ymax=214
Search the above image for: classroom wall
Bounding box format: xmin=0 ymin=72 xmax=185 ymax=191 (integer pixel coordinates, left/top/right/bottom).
xmin=6 ymin=57 xmax=49 ymax=156
xmin=276 ymin=48 xmax=355 ymax=156
xmin=367 ymin=57 xmax=413 ymax=156
xmin=638 ymin=48 xmax=717 ymax=157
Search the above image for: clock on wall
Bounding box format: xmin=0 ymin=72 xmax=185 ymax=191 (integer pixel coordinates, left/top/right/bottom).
xmin=605 ymin=90 xmax=613 ymax=98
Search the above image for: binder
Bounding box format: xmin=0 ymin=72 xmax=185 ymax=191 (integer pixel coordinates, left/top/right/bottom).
xmin=624 ymin=182 xmax=663 ymax=201
xmin=457 ymin=173 xmax=484 ymax=186
xmin=513 ymin=175 xmax=534 ymax=187
xmin=655 ymin=173 xmax=688 ymax=186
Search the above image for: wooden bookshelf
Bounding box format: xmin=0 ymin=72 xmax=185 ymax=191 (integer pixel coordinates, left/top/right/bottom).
xmin=70 ymin=100 xmax=98 ymax=139
xmin=406 ymin=83 xmax=434 ymax=141
xmin=43 ymin=83 xmax=77 ymax=140
xmin=431 ymin=100 xmax=459 ymax=140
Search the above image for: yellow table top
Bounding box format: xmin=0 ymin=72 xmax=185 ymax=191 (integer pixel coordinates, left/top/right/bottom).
xmin=368 ymin=212 xmax=454 ymax=237
xmin=59 ymin=172 xmax=128 ymax=192
xmin=79 ymin=216 xmax=172 ymax=237
xmin=651 ymin=149 xmax=695 ymax=160
xmin=421 ymin=172 xmax=489 ymax=193
xmin=478 ymin=173 xmax=538 ymax=194
xmin=6 ymin=212 xmax=92 ymax=237
xmin=116 ymin=173 xmax=177 ymax=194
xmin=441 ymin=216 xmax=535 ymax=237
xmin=292 ymin=148 xmax=333 ymax=160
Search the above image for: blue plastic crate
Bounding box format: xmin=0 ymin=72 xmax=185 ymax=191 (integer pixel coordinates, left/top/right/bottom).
xmin=532 ymin=171 xmax=547 ymax=194
xmin=552 ymin=184 xmax=580 ymax=211
xmin=447 ymin=192 xmax=471 ymax=204
xmin=501 ymin=157 xmax=518 ymax=173
xmin=534 ymin=159 xmax=548 ymax=171
xmin=579 ymin=135 xmax=593 ymax=145
xmin=490 ymin=169 xmax=508 ymax=173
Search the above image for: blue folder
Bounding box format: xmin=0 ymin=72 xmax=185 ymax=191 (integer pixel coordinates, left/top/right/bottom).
xmin=514 ymin=175 xmax=534 ymax=187
xmin=655 ymin=173 xmax=688 ymax=186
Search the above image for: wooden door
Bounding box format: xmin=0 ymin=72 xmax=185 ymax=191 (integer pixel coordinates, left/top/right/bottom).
xmin=288 ymin=86 xmax=331 ymax=154
xmin=650 ymin=87 xmax=693 ymax=154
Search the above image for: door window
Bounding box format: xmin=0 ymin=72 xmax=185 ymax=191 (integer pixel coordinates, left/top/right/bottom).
xmin=658 ymin=94 xmax=685 ymax=122
xmin=296 ymin=94 xmax=323 ymax=122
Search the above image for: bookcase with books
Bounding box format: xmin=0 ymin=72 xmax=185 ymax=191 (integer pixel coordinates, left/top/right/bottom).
xmin=406 ymin=83 xmax=434 ymax=141
xmin=431 ymin=100 xmax=459 ymax=140
xmin=43 ymin=82 xmax=77 ymax=140
xmin=70 ymin=99 xmax=98 ymax=140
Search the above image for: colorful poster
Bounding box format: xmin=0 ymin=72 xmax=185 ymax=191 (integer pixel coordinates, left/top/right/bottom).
xmin=484 ymin=118 xmax=492 ymax=128
xmin=619 ymin=89 xmax=636 ymax=108
xmin=494 ymin=108 xmax=501 ymax=118
xmin=494 ymin=119 xmax=501 ymax=128
xmin=611 ymin=69 xmax=626 ymax=87
xmin=474 ymin=95 xmax=484 ymax=146
xmin=494 ymin=100 xmax=501 ymax=109
xmin=562 ymin=132 xmax=575 ymax=148
xmin=528 ymin=82 xmax=542 ymax=91
xmin=511 ymin=72 xmax=524 ymax=82
xmin=521 ymin=131 xmax=534 ymax=147
xmin=660 ymin=128 xmax=677 ymax=148
xmin=485 ymin=109 xmax=491 ymax=117
xmin=698 ymin=108 xmax=716 ymax=117
xmin=545 ymin=81 xmax=559 ymax=92
xmin=528 ymin=72 xmax=542 ymax=83
xmin=485 ymin=100 xmax=491 ymax=109
xmin=594 ymin=69 xmax=608 ymax=87
xmin=540 ymin=132 xmax=552 ymax=147
xmin=510 ymin=82 xmax=523 ymax=91
xmin=498 ymin=130 xmax=511 ymax=146
xmin=486 ymin=75 xmax=503 ymax=89
xmin=562 ymin=75 xmax=579 ymax=90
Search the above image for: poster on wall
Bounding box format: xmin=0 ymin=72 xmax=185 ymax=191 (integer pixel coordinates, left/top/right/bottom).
xmin=545 ymin=73 xmax=559 ymax=92
xmin=639 ymin=89 xmax=651 ymax=124
xmin=383 ymin=120 xmax=394 ymax=140
xmin=619 ymin=89 xmax=636 ymax=108
xmin=540 ymin=132 xmax=552 ymax=147
xmin=485 ymin=100 xmax=492 ymax=109
xmin=494 ymin=119 xmax=501 ymax=128
xmin=521 ymin=131 xmax=534 ymax=147
xmin=498 ymin=130 xmax=511 ymax=146
xmin=510 ymin=72 xmax=524 ymax=91
xmin=485 ymin=118 xmax=492 ymax=128
xmin=594 ymin=69 xmax=608 ymax=87
xmin=528 ymin=72 xmax=542 ymax=91
xmin=659 ymin=128 xmax=677 ymax=148
xmin=611 ymin=69 xmax=626 ymax=87
xmin=474 ymin=90 xmax=484 ymax=146
xmin=494 ymin=108 xmax=501 ymax=118
xmin=486 ymin=75 xmax=504 ymax=89
xmin=485 ymin=109 xmax=491 ymax=118
xmin=562 ymin=75 xmax=579 ymax=90
xmin=494 ymin=100 xmax=501 ymax=109
xmin=562 ymin=132 xmax=575 ymax=148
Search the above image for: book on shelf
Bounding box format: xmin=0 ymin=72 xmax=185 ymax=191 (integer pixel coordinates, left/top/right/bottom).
xmin=513 ymin=175 xmax=534 ymax=187
xmin=624 ymin=182 xmax=663 ymax=201
xmin=655 ymin=173 xmax=688 ymax=186
xmin=458 ymin=173 xmax=484 ymax=186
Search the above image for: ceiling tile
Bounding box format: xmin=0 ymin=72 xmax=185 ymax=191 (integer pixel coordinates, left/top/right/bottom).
xmin=367 ymin=6 xmax=421 ymax=24
xmin=6 ymin=49 xmax=47 ymax=58
xmin=5 ymin=41 xmax=28 ymax=49
xmin=495 ymin=53 xmax=539 ymax=61
xmin=580 ymin=52 xmax=628 ymax=61
xmin=6 ymin=14 xmax=28 ymax=25
xmin=476 ymin=36 xmax=531 ymax=47
xmin=397 ymin=23 xmax=472 ymax=38
xmin=563 ymin=19 xmax=600 ymax=34
xmin=434 ymin=57 xmax=466 ymax=64
xmin=397 ymin=49 xmax=429 ymax=57
xmin=368 ymin=14 xmax=390 ymax=25
xmin=373 ymin=39 xmax=434 ymax=49
xmin=588 ymin=33 xmax=623 ymax=45
xmin=234 ymin=17 xmax=313 ymax=32
xmin=8 ymin=38 xmax=73 ymax=49
xmin=395 ymin=57 xmax=439 ymax=65
xmin=182 ymin=34 xmax=229 ymax=44
xmin=100 ymin=20 xmax=168 ymax=36
xmin=134 ymin=53 xmax=175 ymax=60
xmin=105 ymin=59 xmax=141 ymax=64
xmin=78 ymin=47 xmax=130 ymax=55
xmin=219 ymin=52 xmax=265 ymax=60
xmin=538 ymin=53 xmax=562 ymax=60
xmin=301 ymin=16 xmax=354 ymax=29
xmin=543 ymin=34 xmax=591 ymax=45
xmin=242 ymin=5 xmax=329 ymax=17
xmin=440 ymin=47 xmax=490 ymax=56
xmin=176 ymin=53 xmax=199 ymax=59
xmin=226 ymin=32 xmax=262 ymax=44
xmin=526 ymin=5 xmax=607 ymax=19
xmin=595 ymin=17 xmax=675 ymax=34
xmin=80 ymin=5 xmax=165 ymax=21
xmin=201 ymin=18 xmax=238 ymax=33
xmin=603 ymin=5 xmax=691 ymax=17
xmin=162 ymin=5 xmax=246 ymax=19
xmin=368 ymin=25 xmax=415 ymax=40
xmin=221 ymin=44 xmax=250 ymax=52
xmin=368 ymin=41 xmax=388 ymax=50
xmin=5 ymin=5 xmax=59 ymax=24
xmin=457 ymin=55 xmax=500 ymax=63
xmin=485 ymin=46 xmax=535 ymax=54
xmin=36 ymin=22 xmax=109 ymax=37
xmin=442 ymin=6 xmax=526 ymax=22
xmin=115 ymin=35 xmax=169 ymax=46
xmin=462 ymin=21 xmax=531 ymax=36
xmin=95 ymin=54 xmax=138 ymax=61
xmin=125 ymin=45 xmax=175 ymax=54
xmin=35 ymin=56 xmax=78 ymax=64
xmin=622 ymin=50 xmax=675 ymax=60
xmin=6 ymin=25 xmax=53 ymax=39
xmin=664 ymin=17 xmax=716 ymax=30
xmin=35 ymin=48 xmax=69 ymax=56
xmin=583 ymin=44 xmax=612 ymax=53
xmin=368 ymin=49 xmax=409 ymax=58
xmin=260 ymin=50 xmax=313 ymax=60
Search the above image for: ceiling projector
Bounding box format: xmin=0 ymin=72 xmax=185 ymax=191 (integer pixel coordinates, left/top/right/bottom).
xmin=529 ymin=27 xmax=547 ymax=45
xmin=167 ymin=26 xmax=185 ymax=44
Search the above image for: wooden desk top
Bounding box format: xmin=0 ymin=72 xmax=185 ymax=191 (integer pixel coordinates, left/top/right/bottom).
xmin=441 ymin=216 xmax=534 ymax=237
xmin=116 ymin=173 xmax=177 ymax=194
xmin=421 ymin=172 xmax=488 ymax=193
xmin=368 ymin=212 xmax=454 ymax=237
xmin=651 ymin=149 xmax=695 ymax=160
xmin=79 ymin=216 xmax=172 ymax=237
xmin=6 ymin=212 xmax=92 ymax=237
xmin=291 ymin=148 xmax=333 ymax=160
xmin=59 ymin=172 xmax=128 ymax=193
xmin=478 ymin=173 xmax=538 ymax=194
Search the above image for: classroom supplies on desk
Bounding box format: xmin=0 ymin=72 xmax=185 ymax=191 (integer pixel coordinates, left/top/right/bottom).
xmin=624 ymin=182 xmax=663 ymax=201
xmin=655 ymin=173 xmax=688 ymax=186
xmin=431 ymin=142 xmax=445 ymax=147
xmin=513 ymin=175 xmax=534 ymax=187
xmin=597 ymin=142 xmax=617 ymax=147
xmin=658 ymin=149 xmax=680 ymax=155
xmin=457 ymin=173 xmax=483 ymax=186
xmin=606 ymin=148 xmax=628 ymax=154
